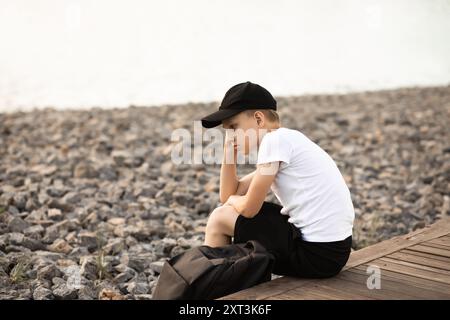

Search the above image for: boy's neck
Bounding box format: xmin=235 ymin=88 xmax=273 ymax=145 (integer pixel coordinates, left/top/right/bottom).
xmin=266 ymin=123 xmax=281 ymax=132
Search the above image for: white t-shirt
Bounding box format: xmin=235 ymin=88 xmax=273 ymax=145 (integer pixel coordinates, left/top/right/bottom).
xmin=256 ymin=127 xmax=354 ymax=242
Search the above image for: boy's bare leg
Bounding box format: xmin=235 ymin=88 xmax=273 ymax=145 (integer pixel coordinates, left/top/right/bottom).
xmin=204 ymin=204 xmax=240 ymax=247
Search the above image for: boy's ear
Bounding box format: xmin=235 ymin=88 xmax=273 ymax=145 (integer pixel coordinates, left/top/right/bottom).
xmin=254 ymin=111 xmax=263 ymax=125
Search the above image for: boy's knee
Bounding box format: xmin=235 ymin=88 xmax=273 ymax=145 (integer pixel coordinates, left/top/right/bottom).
xmin=206 ymin=205 xmax=238 ymax=235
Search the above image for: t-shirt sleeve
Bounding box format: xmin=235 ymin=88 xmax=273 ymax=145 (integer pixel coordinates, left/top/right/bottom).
xmin=257 ymin=132 xmax=292 ymax=165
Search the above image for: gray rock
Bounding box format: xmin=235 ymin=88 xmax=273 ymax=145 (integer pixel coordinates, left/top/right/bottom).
xmin=46 ymin=187 xmax=68 ymax=198
xmin=170 ymin=245 xmax=186 ymax=258
xmin=77 ymin=285 xmax=97 ymax=300
xmin=8 ymin=233 xmax=45 ymax=251
xmin=47 ymin=199 xmax=73 ymax=213
xmin=37 ymin=264 xmax=63 ymax=281
xmin=8 ymin=217 xmax=30 ymax=233
xmin=125 ymin=281 xmax=149 ymax=295
xmin=103 ymin=238 xmax=124 ymax=255
xmin=52 ymin=283 xmax=78 ymax=300
xmin=79 ymin=232 xmax=98 ymax=252
xmin=149 ymin=261 xmax=165 ymax=275
xmin=97 ymin=165 xmax=118 ymax=181
xmin=62 ymin=192 xmax=83 ymax=205
xmin=134 ymin=294 xmax=153 ymax=300
xmin=23 ymin=225 xmax=45 ymax=238
xmin=48 ymin=239 xmax=73 ymax=254
xmin=79 ymin=256 xmax=98 ymax=280
xmin=113 ymin=268 xmax=136 ymax=283
xmin=47 ymin=208 xmax=63 ymax=220
xmin=73 ymin=162 xmax=98 ymax=179
xmin=13 ymin=193 xmax=28 ymax=211
xmin=33 ymin=286 xmax=54 ymax=300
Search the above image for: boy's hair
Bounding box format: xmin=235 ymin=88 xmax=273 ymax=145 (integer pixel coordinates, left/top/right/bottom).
xmin=244 ymin=109 xmax=280 ymax=123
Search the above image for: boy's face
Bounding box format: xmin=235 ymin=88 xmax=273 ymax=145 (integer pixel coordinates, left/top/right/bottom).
xmin=222 ymin=111 xmax=263 ymax=156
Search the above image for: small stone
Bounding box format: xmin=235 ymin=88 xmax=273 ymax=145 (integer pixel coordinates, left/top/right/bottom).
xmin=126 ymin=281 xmax=149 ymax=295
xmin=62 ymin=192 xmax=82 ymax=205
xmin=135 ymin=294 xmax=153 ymax=300
xmin=52 ymin=283 xmax=78 ymax=300
xmin=103 ymin=238 xmax=124 ymax=255
xmin=79 ymin=232 xmax=98 ymax=252
xmin=114 ymin=268 xmax=136 ymax=283
xmin=149 ymin=261 xmax=165 ymax=274
xmin=107 ymin=218 xmax=125 ymax=226
xmin=8 ymin=217 xmax=30 ymax=233
xmin=24 ymin=225 xmax=45 ymax=238
xmin=98 ymin=288 xmax=125 ymax=300
xmin=48 ymin=239 xmax=73 ymax=254
xmin=25 ymin=198 xmax=39 ymax=212
xmin=73 ymin=163 xmax=98 ymax=179
xmin=31 ymin=164 xmax=57 ymax=176
xmin=46 ymin=187 xmax=68 ymax=198
xmin=47 ymin=208 xmax=63 ymax=220
xmin=47 ymin=199 xmax=73 ymax=213
xmin=13 ymin=193 xmax=28 ymax=211
xmin=7 ymin=233 xmax=24 ymax=245
xmin=97 ymin=165 xmax=118 ymax=181
xmin=170 ymin=245 xmax=186 ymax=258
xmin=79 ymin=256 xmax=98 ymax=280
xmin=195 ymin=202 xmax=211 ymax=215
xmin=413 ymin=221 xmax=426 ymax=231
xmin=33 ymin=286 xmax=54 ymax=300
xmin=37 ymin=264 xmax=63 ymax=281
xmin=77 ymin=285 xmax=97 ymax=300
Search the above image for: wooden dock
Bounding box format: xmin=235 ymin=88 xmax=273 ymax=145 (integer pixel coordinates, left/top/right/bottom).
xmin=219 ymin=218 xmax=450 ymax=300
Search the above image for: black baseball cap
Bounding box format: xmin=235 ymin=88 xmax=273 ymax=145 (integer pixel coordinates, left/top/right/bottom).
xmin=200 ymin=81 xmax=277 ymax=128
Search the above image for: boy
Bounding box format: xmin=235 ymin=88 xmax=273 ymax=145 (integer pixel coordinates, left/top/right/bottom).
xmin=200 ymin=81 xmax=355 ymax=278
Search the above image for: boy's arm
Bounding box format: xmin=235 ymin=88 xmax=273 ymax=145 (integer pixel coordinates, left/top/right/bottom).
xmin=219 ymin=132 xmax=240 ymax=203
xmin=219 ymin=131 xmax=256 ymax=203
xmin=220 ymin=167 xmax=256 ymax=203
xmin=235 ymin=170 xmax=257 ymax=196
xmin=224 ymin=162 xmax=279 ymax=218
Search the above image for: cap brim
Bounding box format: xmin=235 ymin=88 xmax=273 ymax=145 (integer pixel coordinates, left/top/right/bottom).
xmin=200 ymin=109 xmax=242 ymax=128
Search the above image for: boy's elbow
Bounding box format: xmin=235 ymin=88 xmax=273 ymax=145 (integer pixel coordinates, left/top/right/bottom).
xmin=240 ymin=207 xmax=258 ymax=219
xmin=240 ymin=201 xmax=264 ymax=218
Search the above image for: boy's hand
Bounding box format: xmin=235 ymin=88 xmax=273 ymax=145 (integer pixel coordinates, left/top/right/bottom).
xmin=224 ymin=129 xmax=237 ymax=164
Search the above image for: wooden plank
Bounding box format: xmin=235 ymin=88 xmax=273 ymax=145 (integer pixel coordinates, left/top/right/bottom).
xmin=378 ymin=257 xmax=450 ymax=276
xmin=420 ymin=242 xmax=450 ymax=250
xmin=367 ymin=258 xmax=450 ymax=284
xmin=217 ymin=276 xmax=314 ymax=300
xmin=388 ymin=251 xmax=450 ymax=271
xmin=333 ymin=270 xmax=429 ymax=299
xmin=270 ymin=282 xmax=377 ymax=300
xmin=427 ymin=237 xmax=450 ymax=248
xmin=271 ymin=271 xmax=422 ymax=300
xmin=350 ymin=266 xmax=450 ymax=297
xmin=340 ymin=269 xmax=449 ymax=299
xmin=407 ymin=244 xmax=450 ymax=258
xmin=270 ymin=290 xmax=338 ymax=300
xmin=344 ymin=218 xmax=450 ymax=270
xmin=401 ymin=249 xmax=450 ymax=264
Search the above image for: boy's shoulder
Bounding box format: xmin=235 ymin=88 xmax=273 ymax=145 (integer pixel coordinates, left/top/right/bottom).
xmin=270 ymin=127 xmax=316 ymax=149
xmin=269 ymin=127 xmax=303 ymax=140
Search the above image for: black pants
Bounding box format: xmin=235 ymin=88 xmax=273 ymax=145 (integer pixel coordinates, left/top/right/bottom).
xmin=233 ymin=201 xmax=352 ymax=278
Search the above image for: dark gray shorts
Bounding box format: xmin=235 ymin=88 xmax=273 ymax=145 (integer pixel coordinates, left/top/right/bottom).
xmin=233 ymin=201 xmax=352 ymax=278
